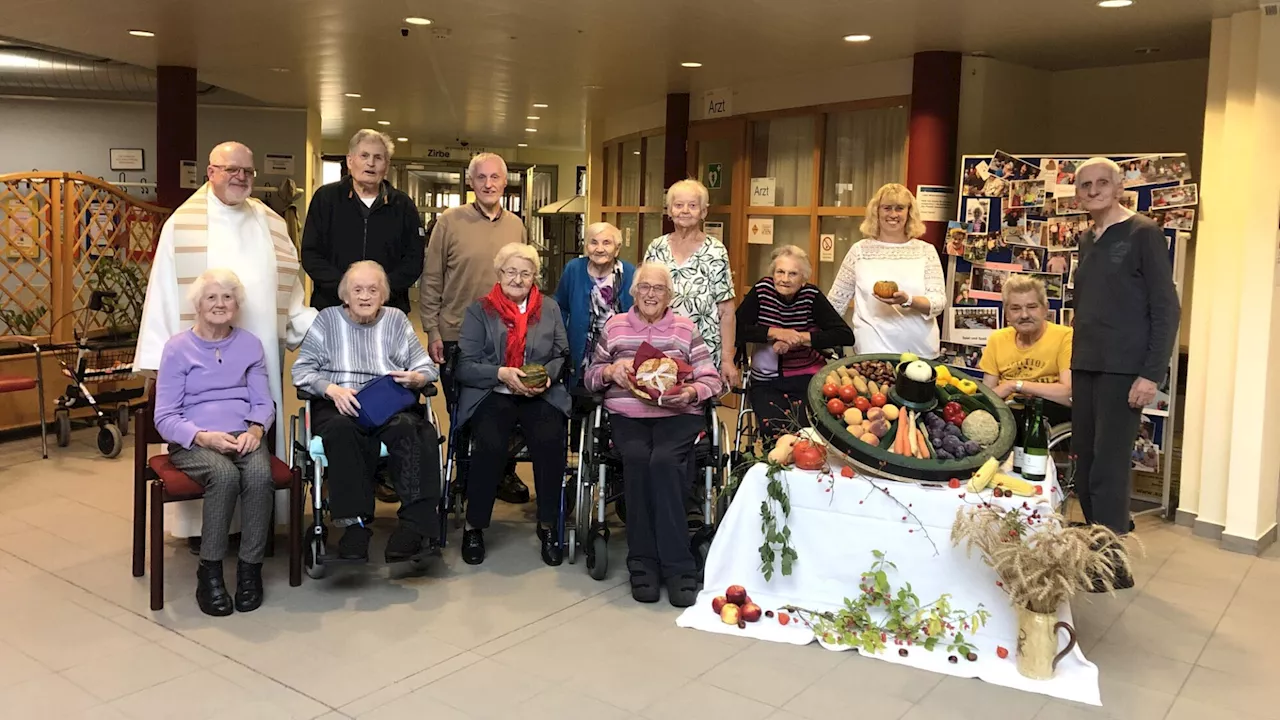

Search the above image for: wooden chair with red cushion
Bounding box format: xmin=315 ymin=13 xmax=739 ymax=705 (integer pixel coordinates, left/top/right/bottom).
xmin=131 ymin=393 xmax=302 ymax=611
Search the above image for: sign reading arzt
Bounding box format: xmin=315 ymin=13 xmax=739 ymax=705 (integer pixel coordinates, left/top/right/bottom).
xmin=703 ymin=87 xmax=732 ymax=119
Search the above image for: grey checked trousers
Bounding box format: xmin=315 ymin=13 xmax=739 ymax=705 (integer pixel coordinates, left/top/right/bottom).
xmin=167 ymin=434 xmax=274 ymax=563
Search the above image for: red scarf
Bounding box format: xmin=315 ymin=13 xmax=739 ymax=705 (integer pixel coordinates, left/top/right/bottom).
xmin=480 ymin=283 xmax=543 ymax=368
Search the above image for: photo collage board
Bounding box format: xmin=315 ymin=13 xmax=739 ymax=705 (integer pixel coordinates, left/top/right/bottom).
xmin=944 ymin=152 xmax=1193 ymax=492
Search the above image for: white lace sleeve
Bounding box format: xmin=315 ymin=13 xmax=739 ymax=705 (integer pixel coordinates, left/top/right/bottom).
xmin=921 ymin=241 xmax=947 ymax=319
xmin=827 ymin=244 xmax=858 ymax=317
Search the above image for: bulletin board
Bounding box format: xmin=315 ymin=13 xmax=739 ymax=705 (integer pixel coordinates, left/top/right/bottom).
xmin=942 ymin=151 xmax=1194 ymax=516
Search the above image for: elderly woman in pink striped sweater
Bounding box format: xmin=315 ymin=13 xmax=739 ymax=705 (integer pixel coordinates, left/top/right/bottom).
xmin=585 ymin=262 xmax=723 ymax=607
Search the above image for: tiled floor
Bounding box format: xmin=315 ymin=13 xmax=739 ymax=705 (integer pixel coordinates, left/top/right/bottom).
xmin=0 ymin=423 xmax=1277 ymax=720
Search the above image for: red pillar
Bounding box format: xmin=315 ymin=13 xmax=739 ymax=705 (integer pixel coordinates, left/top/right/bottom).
xmin=662 ymin=93 xmax=690 ymax=235
xmin=905 ymin=51 xmax=962 ymax=251
xmin=156 ymin=66 xmax=197 ymax=209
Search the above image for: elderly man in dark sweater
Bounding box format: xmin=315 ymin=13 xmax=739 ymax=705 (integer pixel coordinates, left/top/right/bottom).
xmin=1071 ymin=158 xmax=1180 ymax=586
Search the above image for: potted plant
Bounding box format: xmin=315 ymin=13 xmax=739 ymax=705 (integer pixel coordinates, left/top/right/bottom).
xmin=950 ymin=505 xmax=1137 ymax=680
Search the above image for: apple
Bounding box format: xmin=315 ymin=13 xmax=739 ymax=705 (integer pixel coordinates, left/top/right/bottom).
xmin=720 ymin=603 xmax=741 ymax=625
xmin=741 ymin=603 xmax=763 ymax=622
xmin=711 ymin=596 xmax=728 ymax=614
xmin=725 ymin=585 xmax=748 ymax=606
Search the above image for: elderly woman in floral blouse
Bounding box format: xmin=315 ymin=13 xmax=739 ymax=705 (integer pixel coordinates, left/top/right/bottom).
xmin=643 ymin=178 xmax=738 ymax=388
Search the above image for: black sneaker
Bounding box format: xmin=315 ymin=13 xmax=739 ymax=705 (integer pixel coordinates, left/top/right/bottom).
xmin=337 ymin=525 xmax=372 ymax=561
xmin=461 ymin=528 xmax=486 ymax=565
xmin=496 ymin=472 xmax=531 ymax=504
xmin=384 ymin=523 xmax=426 ymax=563
xmin=536 ymin=525 xmax=563 ymax=567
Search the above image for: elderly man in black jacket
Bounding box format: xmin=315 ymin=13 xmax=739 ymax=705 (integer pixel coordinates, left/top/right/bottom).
xmin=1071 ymin=157 xmax=1180 ymax=589
xmin=302 ymin=130 xmax=424 ymax=314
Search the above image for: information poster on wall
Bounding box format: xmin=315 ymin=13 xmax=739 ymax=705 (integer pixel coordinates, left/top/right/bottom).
xmin=1 ymin=197 xmax=39 ymax=260
xmin=264 ymin=153 xmax=295 ymax=176
xmin=820 ymin=233 xmax=836 ymax=262
xmin=915 ymin=185 xmax=956 ymax=223
xmin=705 ymin=221 xmax=724 ymax=244
xmin=181 ymin=161 xmax=199 ymax=189
xmin=747 ymin=217 xmax=774 ymax=245
xmin=750 ymin=177 xmax=776 ymax=207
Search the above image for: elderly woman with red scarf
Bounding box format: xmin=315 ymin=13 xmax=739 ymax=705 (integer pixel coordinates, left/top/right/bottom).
xmin=455 ymin=242 xmax=570 ymax=567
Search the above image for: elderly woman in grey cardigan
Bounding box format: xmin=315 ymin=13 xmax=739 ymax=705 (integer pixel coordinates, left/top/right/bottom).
xmin=455 ymin=242 xmax=570 ymax=568
xmin=292 ymin=261 xmax=441 ymax=566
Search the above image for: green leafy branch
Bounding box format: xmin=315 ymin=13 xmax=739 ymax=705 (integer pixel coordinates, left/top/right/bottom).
xmin=758 ymin=459 xmax=798 ymax=581
xmin=783 ymin=550 xmax=990 ymax=659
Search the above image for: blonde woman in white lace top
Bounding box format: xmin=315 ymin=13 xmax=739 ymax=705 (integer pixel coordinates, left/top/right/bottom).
xmin=827 ymin=183 xmax=946 ymax=358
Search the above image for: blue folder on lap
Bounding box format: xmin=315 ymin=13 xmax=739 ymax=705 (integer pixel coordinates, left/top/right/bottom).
xmin=354 ymin=374 xmax=417 ymax=430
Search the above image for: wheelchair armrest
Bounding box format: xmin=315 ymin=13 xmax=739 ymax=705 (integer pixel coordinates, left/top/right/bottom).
xmin=422 ymin=384 xmax=438 ymax=398
xmin=569 ymin=385 xmax=602 ymax=401
xmin=296 ymin=388 xmax=319 ymax=402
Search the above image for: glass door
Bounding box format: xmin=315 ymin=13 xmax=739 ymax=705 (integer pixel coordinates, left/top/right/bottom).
xmin=687 ymin=118 xmax=746 ymax=297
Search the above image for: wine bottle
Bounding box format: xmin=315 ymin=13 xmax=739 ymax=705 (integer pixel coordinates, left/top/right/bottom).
xmin=1023 ymin=398 xmax=1048 ymax=482
xmin=1012 ymin=404 xmax=1026 ymax=473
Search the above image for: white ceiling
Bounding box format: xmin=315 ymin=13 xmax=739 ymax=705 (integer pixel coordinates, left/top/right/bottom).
xmin=1 ymin=0 xmax=1256 ymax=150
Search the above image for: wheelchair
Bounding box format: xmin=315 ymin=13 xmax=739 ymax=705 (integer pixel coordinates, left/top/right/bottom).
xmin=289 ymin=384 xmax=447 ymax=579
xmin=563 ymin=391 xmax=729 ymax=581
xmin=728 ymin=346 xmax=848 ymax=467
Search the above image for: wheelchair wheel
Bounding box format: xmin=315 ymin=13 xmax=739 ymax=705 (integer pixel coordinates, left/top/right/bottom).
xmin=98 ymin=424 xmax=123 ymax=458
xmin=55 ymin=408 xmax=71 ymax=447
xmin=304 ymin=525 xmax=328 ymax=579
xmin=614 ymin=495 xmax=627 ymax=525
xmin=586 ymin=532 xmax=609 ymax=581
xmin=566 ymin=526 xmax=577 ymax=565
xmin=1047 ymin=422 xmax=1074 ymax=509
xmin=691 ymin=526 xmax=714 ymax=574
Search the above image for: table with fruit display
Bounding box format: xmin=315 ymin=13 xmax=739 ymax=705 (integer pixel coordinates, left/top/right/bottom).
xmin=677 ymin=354 xmax=1101 ymax=705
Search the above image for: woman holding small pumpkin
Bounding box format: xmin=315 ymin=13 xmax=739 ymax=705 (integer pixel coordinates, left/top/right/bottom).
xmin=455 ymin=243 xmax=570 ymax=567
xmin=826 ymin=183 xmax=946 ymax=358
xmin=585 ymin=262 xmax=723 ymax=606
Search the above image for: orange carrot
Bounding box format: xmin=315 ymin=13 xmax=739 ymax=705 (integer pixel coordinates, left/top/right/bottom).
xmin=917 ymin=422 xmax=932 ymax=459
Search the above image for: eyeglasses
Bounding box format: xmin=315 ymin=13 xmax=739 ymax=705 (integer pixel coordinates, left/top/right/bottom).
xmin=211 ymin=165 xmax=257 ymax=178
xmin=502 ymin=269 xmax=534 ymax=281
xmin=635 ymin=283 xmax=667 ymax=295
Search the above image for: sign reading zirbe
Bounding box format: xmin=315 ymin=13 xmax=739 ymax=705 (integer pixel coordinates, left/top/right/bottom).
xmin=703 ymin=87 xmax=732 ymax=118
xmin=706 ymin=163 xmax=723 ymax=190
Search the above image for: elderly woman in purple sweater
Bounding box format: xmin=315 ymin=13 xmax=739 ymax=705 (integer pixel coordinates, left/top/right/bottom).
xmin=154 ymin=268 xmax=275 ymax=617
xmin=585 ymin=262 xmax=723 ymax=607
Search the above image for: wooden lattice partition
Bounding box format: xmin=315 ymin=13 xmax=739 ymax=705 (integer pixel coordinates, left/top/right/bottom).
xmin=0 ymin=173 xmax=169 ymax=343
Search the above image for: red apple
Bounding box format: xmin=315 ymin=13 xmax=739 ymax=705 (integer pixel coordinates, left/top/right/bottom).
xmin=720 ymin=603 xmax=741 ymax=625
xmin=725 ymin=585 xmax=748 ymax=606
xmin=741 ymin=602 xmax=763 ymax=622
xmin=711 ymin=596 xmax=728 ymax=614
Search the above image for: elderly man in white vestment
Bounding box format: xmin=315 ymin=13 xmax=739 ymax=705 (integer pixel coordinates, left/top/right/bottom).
xmin=134 ymin=142 xmax=316 ymax=549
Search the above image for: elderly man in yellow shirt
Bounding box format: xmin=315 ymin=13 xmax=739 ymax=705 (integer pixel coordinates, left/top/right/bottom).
xmin=978 ymin=275 xmax=1073 ymax=427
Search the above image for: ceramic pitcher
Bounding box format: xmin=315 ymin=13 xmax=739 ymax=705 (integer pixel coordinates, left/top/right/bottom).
xmin=1016 ymin=606 xmax=1077 ymax=680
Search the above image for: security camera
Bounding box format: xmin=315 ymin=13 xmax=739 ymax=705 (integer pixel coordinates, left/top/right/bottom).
xmin=401 ymin=27 xmax=409 ymax=37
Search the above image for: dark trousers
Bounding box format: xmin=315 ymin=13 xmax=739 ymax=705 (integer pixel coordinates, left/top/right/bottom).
xmin=442 ymin=340 xmax=519 ymax=477
xmin=312 ymin=400 xmax=441 ymax=539
xmin=1071 ymin=371 xmax=1141 ymax=535
xmin=749 ymin=374 xmax=813 ymax=441
xmin=612 ymin=413 xmax=704 ymax=577
xmin=466 ymin=393 xmax=566 ymax=528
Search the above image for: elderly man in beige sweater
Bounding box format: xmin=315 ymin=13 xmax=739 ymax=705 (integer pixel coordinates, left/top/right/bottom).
xmin=420 ymin=152 xmax=531 ymax=503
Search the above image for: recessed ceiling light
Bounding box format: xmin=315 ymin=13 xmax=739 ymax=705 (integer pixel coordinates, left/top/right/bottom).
xmin=128 ymin=30 xmax=155 ymax=38
xmin=680 ymin=62 xmax=702 ymax=68
xmin=526 ymin=115 xmax=541 ymax=120
xmin=344 ymin=92 xmax=362 ymax=98
xmin=404 ymin=16 xmax=433 ymax=25
xmin=843 ymin=34 xmax=872 ymax=43
xmin=361 ymin=107 xmax=376 ymax=112
xmin=633 ymin=151 xmax=640 ymax=155
xmin=396 ymin=137 xmax=408 ymax=142
xmin=517 ymin=143 xmax=528 ymax=147
xmin=377 ymin=120 xmax=391 ymax=125
xmin=1097 ymin=0 xmax=1133 ymax=7
xmin=525 ymin=128 xmax=538 ymax=132
xmin=533 ymin=103 xmax=548 ymax=108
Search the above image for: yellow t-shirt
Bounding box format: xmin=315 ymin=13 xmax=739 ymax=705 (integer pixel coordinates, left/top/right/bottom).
xmin=978 ymin=323 xmax=1073 ymax=384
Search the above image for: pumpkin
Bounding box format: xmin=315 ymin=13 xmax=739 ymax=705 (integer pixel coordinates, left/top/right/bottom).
xmin=873 ymin=280 xmax=899 ymax=299
xmin=792 ymin=440 xmax=827 ymax=471
xmin=519 ymin=363 xmax=549 ymax=388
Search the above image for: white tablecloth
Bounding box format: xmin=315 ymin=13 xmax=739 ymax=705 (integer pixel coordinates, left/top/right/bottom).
xmin=677 ymin=461 xmax=1100 ymax=706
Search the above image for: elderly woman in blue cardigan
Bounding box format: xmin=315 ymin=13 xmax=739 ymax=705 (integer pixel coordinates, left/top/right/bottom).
xmin=555 ymin=222 xmax=635 ymax=387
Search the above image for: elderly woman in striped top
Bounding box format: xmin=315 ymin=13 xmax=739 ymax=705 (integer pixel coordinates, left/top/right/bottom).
xmin=736 ymin=245 xmax=854 ymax=440
xmin=585 ymin=262 xmax=723 ymax=607
xmin=291 ymin=260 xmax=441 ymax=566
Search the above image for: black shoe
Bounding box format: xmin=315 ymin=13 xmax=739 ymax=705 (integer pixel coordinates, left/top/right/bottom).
xmin=337 ymin=525 xmax=372 ymax=561
xmin=628 ymin=559 xmax=660 ymax=603
xmin=375 ymin=483 xmax=401 ymax=504
xmin=187 ymin=537 xmax=202 ymax=556
xmin=196 ymin=560 xmax=234 ymax=617
xmin=665 ymin=572 xmax=700 ymax=608
xmin=536 ymin=525 xmax=563 ymax=567
xmin=385 ymin=523 xmax=428 ymax=563
xmin=496 ymin=472 xmax=531 ymax=504
xmin=461 ymin=528 xmax=486 ymax=565
xmin=234 ymin=561 xmax=264 ymax=613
